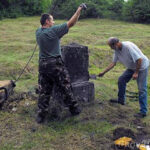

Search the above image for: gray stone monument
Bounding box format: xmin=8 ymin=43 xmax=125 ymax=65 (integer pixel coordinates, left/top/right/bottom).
xmin=47 ymin=43 xmax=95 ymax=118
xmin=61 ymin=43 xmax=95 ymax=102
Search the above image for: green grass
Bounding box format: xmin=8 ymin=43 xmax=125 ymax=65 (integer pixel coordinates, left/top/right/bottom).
xmin=0 ymin=17 xmax=150 ymax=150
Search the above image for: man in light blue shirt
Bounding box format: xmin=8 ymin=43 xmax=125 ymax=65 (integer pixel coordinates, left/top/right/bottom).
xmin=99 ymin=37 xmax=149 ymax=118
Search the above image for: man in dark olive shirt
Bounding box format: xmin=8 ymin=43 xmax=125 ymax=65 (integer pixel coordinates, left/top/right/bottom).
xmin=36 ymin=4 xmax=86 ymax=123
xmin=36 ymin=18 xmax=69 ymax=58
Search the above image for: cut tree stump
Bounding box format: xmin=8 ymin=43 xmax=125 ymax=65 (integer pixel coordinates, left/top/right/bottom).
xmin=0 ymin=80 xmax=15 ymax=108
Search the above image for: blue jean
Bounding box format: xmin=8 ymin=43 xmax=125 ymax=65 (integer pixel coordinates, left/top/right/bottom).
xmin=118 ymin=67 xmax=149 ymax=115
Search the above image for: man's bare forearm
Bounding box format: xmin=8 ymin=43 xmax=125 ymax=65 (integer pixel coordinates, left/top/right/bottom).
xmin=67 ymin=7 xmax=82 ymax=28
xmin=132 ymin=58 xmax=142 ymax=80
xmin=103 ymin=62 xmax=116 ymax=74
xmin=98 ymin=62 xmax=116 ymax=77
xmin=135 ymin=58 xmax=142 ymax=74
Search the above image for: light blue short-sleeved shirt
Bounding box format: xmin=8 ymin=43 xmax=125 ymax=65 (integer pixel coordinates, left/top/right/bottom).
xmin=113 ymin=41 xmax=149 ymax=70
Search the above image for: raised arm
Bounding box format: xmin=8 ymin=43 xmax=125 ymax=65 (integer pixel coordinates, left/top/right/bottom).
xmin=98 ymin=62 xmax=116 ymax=77
xmin=67 ymin=3 xmax=87 ymax=28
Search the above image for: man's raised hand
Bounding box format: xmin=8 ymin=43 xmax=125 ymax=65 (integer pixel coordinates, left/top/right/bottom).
xmin=79 ymin=3 xmax=87 ymax=10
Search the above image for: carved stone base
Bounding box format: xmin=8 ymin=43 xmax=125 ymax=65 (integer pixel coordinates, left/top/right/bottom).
xmin=72 ymin=81 xmax=95 ymax=102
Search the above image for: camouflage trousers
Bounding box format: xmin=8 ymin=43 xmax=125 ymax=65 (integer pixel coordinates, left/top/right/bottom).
xmin=38 ymin=57 xmax=78 ymax=113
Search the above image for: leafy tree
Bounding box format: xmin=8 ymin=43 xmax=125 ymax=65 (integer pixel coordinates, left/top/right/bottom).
xmin=108 ymin=0 xmax=124 ymax=19
xmin=0 ymin=0 xmax=150 ymax=23
xmin=0 ymin=0 xmax=52 ymax=19
xmin=123 ymin=0 xmax=150 ymax=23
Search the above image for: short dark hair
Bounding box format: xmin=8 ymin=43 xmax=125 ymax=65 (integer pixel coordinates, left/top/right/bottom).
xmin=108 ymin=37 xmax=119 ymax=46
xmin=40 ymin=13 xmax=51 ymax=25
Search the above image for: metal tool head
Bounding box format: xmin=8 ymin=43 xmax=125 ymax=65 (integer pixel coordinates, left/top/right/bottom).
xmin=80 ymin=3 xmax=87 ymax=10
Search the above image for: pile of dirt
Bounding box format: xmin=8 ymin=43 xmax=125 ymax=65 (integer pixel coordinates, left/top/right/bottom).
xmin=113 ymin=127 xmax=136 ymax=140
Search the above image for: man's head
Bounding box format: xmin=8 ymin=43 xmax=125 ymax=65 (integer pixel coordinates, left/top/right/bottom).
xmin=108 ymin=37 xmax=122 ymax=50
xmin=40 ymin=13 xmax=55 ymax=27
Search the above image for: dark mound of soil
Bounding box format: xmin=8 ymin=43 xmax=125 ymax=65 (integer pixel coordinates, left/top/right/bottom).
xmin=113 ymin=127 xmax=136 ymax=140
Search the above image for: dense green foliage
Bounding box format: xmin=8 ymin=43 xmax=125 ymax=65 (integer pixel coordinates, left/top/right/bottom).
xmin=0 ymin=0 xmax=150 ymax=23
xmin=122 ymin=0 xmax=150 ymax=23
xmin=0 ymin=0 xmax=52 ymax=19
xmin=50 ymin=0 xmax=124 ymax=19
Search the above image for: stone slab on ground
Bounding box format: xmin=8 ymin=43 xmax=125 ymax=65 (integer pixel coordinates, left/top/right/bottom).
xmin=72 ymin=81 xmax=95 ymax=102
xmin=52 ymin=81 xmax=95 ymax=103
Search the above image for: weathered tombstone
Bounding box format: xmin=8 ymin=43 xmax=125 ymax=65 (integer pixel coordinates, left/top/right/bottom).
xmin=62 ymin=43 xmax=89 ymax=83
xmin=48 ymin=43 xmax=95 ymax=118
xmin=61 ymin=43 xmax=95 ymax=102
xmin=36 ymin=43 xmax=95 ymax=105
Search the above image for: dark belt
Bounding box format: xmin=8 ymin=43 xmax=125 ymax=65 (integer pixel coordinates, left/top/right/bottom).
xmin=39 ymin=56 xmax=64 ymax=64
xmin=40 ymin=56 xmax=61 ymax=61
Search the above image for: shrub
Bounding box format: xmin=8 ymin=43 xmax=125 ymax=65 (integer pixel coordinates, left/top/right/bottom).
xmin=122 ymin=0 xmax=150 ymax=23
xmin=0 ymin=0 xmax=52 ymax=19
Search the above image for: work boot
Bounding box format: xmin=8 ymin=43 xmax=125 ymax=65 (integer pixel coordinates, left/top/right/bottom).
xmin=109 ymin=99 xmax=125 ymax=105
xmin=36 ymin=110 xmax=46 ymax=124
xmin=69 ymin=104 xmax=81 ymax=116
xmin=134 ymin=112 xmax=146 ymax=118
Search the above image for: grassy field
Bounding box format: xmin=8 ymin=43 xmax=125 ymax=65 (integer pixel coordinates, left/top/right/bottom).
xmin=0 ymin=17 xmax=150 ymax=150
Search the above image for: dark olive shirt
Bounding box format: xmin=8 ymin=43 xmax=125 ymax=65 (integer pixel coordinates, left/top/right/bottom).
xmin=36 ymin=23 xmax=68 ymax=59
